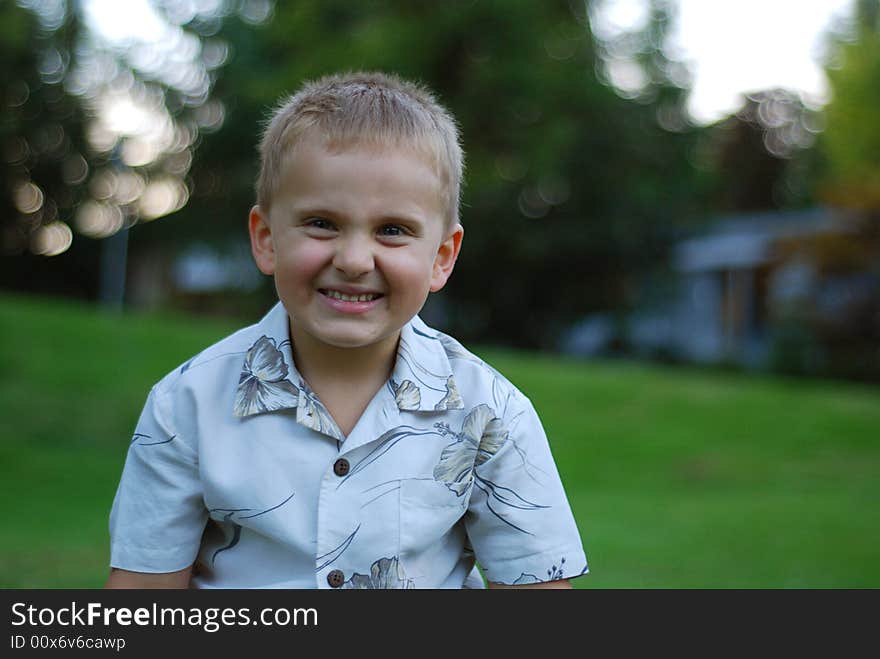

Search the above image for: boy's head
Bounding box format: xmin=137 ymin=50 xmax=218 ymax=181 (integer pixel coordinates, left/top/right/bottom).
xmin=248 ymin=71 xmax=465 ymax=356
xmin=256 ymin=71 xmax=463 ymax=227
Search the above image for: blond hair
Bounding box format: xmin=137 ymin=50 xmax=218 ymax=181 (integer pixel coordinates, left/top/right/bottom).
xmin=256 ymin=71 xmax=464 ymax=226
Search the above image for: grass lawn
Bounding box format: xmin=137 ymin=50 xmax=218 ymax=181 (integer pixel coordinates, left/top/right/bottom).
xmin=1 ymin=292 xmax=878 ymax=588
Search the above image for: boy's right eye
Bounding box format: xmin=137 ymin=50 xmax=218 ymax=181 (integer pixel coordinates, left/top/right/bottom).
xmin=303 ymin=217 xmax=335 ymax=232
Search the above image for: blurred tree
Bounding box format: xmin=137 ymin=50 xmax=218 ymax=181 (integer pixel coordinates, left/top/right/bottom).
xmin=1 ymin=0 xmax=269 ymax=308
xmin=700 ymin=89 xmax=819 ymax=213
xmin=0 ymin=1 xmax=97 ymax=297
xmin=816 ymin=0 xmax=880 ymax=210
xmin=784 ymin=0 xmax=880 ymax=380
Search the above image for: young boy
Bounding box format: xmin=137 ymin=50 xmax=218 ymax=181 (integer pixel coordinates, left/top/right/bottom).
xmin=107 ymin=71 xmax=587 ymax=589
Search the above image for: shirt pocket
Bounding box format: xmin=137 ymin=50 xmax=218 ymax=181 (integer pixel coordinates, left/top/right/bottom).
xmin=398 ymin=478 xmax=468 ymax=557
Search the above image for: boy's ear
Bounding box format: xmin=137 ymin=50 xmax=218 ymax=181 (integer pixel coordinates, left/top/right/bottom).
xmin=430 ymin=223 xmax=464 ymax=293
xmin=248 ymin=205 xmax=276 ymax=275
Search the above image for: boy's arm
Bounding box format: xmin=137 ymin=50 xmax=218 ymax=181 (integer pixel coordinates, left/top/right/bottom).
xmin=487 ymin=579 xmax=572 ymax=590
xmin=105 ymin=566 xmax=192 ymax=589
xmin=464 ymin=394 xmax=588 ymax=587
xmin=109 ymin=385 xmax=205 ymax=589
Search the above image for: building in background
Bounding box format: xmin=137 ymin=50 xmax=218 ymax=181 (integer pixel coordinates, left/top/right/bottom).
xmin=563 ymin=206 xmax=880 ymax=381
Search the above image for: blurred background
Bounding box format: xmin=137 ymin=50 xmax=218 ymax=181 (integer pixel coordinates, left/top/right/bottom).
xmin=1 ymin=0 xmax=878 ymax=588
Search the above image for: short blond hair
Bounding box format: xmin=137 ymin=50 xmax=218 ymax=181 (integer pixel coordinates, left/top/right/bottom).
xmin=256 ymin=71 xmax=464 ymax=226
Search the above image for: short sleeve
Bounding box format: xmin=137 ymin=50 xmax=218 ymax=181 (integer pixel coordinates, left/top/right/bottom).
xmin=464 ymin=396 xmax=588 ymax=585
xmin=109 ymin=384 xmax=207 ymax=573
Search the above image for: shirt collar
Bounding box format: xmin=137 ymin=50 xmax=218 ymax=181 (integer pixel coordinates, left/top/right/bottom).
xmin=233 ymin=303 xmax=462 ymax=432
xmin=389 ymin=315 xmax=463 ymax=412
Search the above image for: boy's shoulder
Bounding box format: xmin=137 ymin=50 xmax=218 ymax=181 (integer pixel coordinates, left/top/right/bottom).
xmin=408 ymin=316 xmax=531 ymax=415
xmin=152 ymin=302 xmax=289 ymax=397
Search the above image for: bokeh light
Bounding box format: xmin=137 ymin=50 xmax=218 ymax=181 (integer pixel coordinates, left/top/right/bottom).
xmin=75 ymin=201 xmax=125 ymax=238
xmin=11 ymin=0 xmax=274 ymax=255
xmin=13 ymin=182 xmax=45 ymax=215
xmin=30 ymin=221 xmax=73 ymax=256
xmin=138 ymin=177 xmax=189 ymax=220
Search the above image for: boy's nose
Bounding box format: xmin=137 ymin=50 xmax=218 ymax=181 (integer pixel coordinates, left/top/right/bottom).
xmin=332 ymin=237 xmax=375 ymax=278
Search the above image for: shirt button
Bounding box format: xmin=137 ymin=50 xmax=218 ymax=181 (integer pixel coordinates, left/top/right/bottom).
xmin=327 ymin=569 xmax=345 ymax=588
xmin=333 ymin=458 xmax=350 ymax=477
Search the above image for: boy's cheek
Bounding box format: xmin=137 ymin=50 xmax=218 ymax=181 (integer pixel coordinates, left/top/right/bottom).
xmin=273 ymin=241 xmax=330 ymax=280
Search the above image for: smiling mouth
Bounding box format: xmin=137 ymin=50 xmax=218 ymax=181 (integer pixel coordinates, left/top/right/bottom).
xmin=319 ymin=289 xmax=383 ymax=302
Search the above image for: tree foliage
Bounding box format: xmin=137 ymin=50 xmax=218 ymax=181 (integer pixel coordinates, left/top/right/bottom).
xmin=0 ymin=2 xmax=97 ymax=296
xmin=699 ymin=89 xmax=820 ymax=213
xmin=817 ymin=0 xmax=880 ymax=210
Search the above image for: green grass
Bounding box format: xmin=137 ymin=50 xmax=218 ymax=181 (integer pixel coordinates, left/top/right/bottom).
xmin=1 ymin=292 xmax=878 ymax=588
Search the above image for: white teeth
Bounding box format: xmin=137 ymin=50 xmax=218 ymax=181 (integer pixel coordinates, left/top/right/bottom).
xmin=324 ymin=290 xmax=379 ymax=302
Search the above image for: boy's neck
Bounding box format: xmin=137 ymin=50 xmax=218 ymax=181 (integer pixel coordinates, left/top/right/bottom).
xmin=288 ymin=321 xmax=400 ymax=437
xmin=288 ymin=320 xmax=399 ymax=392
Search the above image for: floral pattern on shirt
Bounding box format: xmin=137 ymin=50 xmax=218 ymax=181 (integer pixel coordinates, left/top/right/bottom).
xmin=434 ymin=403 xmax=550 ymax=534
xmin=512 ymin=557 xmax=570 ymax=585
xmin=433 ymin=404 xmax=506 ymax=496
xmin=296 ymin=381 xmax=344 ymax=440
xmin=434 ymin=375 xmax=462 ymax=411
xmin=391 ymin=379 xmax=421 ymax=410
xmin=233 ymin=336 xmax=299 ymax=417
xmin=393 ymin=335 xmax=464 ymax=411
xmin=341 ymin=556 xmax=415 ymax=589
xmin=233 ymin=335 xmax=344 ymax=438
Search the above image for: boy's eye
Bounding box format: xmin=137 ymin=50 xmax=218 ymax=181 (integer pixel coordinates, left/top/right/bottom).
xmin=378 ymin=224 xmax=407 ymax=237
xmin=304 ymin=217 xmax=334 ymax=231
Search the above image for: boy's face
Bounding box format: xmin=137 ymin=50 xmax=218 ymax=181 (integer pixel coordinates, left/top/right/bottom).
xmin=249 ymin=134 xmax=463 ymax=356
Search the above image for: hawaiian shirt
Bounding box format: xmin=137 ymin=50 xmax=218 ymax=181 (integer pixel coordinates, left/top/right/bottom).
xmin=109 ymin=301 xmax=588 ymax=588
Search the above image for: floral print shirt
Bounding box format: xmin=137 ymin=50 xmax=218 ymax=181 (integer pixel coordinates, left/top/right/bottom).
xmin=109 ymin=302 xmax=588 ymax=588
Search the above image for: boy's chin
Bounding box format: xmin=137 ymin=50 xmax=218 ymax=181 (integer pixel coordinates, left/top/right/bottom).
xmin=306 ymin=326 xmax=403 ymax=352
